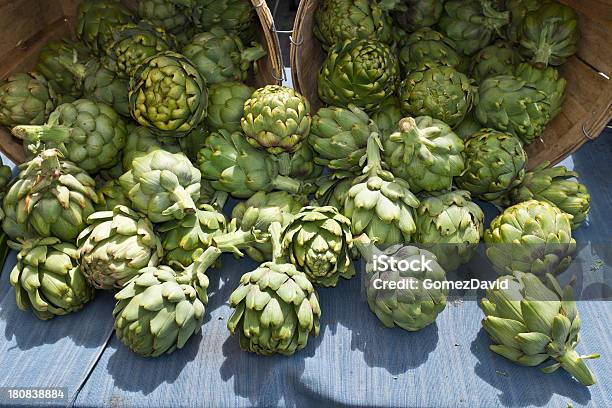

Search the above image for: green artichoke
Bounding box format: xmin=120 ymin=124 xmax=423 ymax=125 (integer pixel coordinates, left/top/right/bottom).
xmin=399 ymin=28 xmax=463 ymax=74
xmin=178 ymin=126 xmax=209 ymax=162
xmin=519 ymin=2 xmax=579 ymax=67
xmin=344 ymin=134 xmax=420 ymax=245
xmin=415 ymin=190 xmax=484 ymax=272
xmin=194 ymin=0 xmax=255 ymax=42
xmin=470 ymin=41 xmax=522 ymax=83
xmin=36 ymin=40 xmax=92 ymax=100
xmin=114 ymin=247 xmax=222 ymax=357
xmin=503 ymin=0 xmax=549 ymax=43
xmin=439 ymin=0 xmax=510 ymax=56
xmin=197 ymin=130 xmax=304 ymax=198
xmin=2 ymin=149 xmax=98 ymax=242
xmin=399 ymin=67 xmax=475 ymax=127
xmin=515 ymin=63 xmax=566 ymax=121
xmin=206 ymin=82 xmax=253 ymax=133
xmin=318 ymin=39 xmax=399 ymax=112
xmin=383 ymin=116 xmax=465 ymax=193
xmin=454 ymin=113 xmax=482 ymax=140
xmin=122 ymin=126 xmax=181 ymax=171
xmin=392 ymin=0 xmax=445 ymax=32
xmin=95 ymin=179 xmax=131 ymax=211
xmin=119 ymin=149 xmax=201 ymax=223
xmin=0 ymin=73 xmax=57 ymax=128
xmin=77 ymin=61 xmax=130 ymax=117
xmin=285 ymin=142 xmax=324 ymax=182
xmin=13 ymin=99 xmax=127 ymax=174
xmin=315 ymin=172 xmax=353 ymax=212
xmin=137 ymin=0 xmax=192 ymax=34
xmin=508 ymin=162 xmax=590 ymax=229
xmin=481 ymin=272 xmax=599 ymax=386
xmin=485 ymin=200 xmax=576 ymax=276
xmin=370 ymin=96 xmax=402 ymax=138
xmin=314 ymin=0 xmax=393 ymax=48
xmin=455 ymin=129 xmax=527 ymax=202
xmin=76 ymin=0 xmax=133 ymax=55
xmin=183 ymin=27 xmax=266 ymax=85
xmin=9 ymin=238 xmax=94 ymax=320
xmin=281 ymin=206 xmax=354 ymax=287
xmin=129 ymin=51 xmax=208 ymax=137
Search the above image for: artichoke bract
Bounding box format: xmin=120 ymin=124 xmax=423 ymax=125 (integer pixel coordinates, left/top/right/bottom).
xmin=455 ymin=130 xmax=527 ymax=202
xmin=13 ymin=99 xmax=128 ymax=174
xmin=79 ymin=61 xmax=130 ymax=117
xmin=129 ymin=51 xmax=208 ymax=137
xmin=77 ymin=205 xmax=163 ymax=290
xmin=370 ymin=97 xmax=403 ymax=139
xmin=519 ymin=2 xmax=579 ymax=67
xmin=0 ymin=73 xmax=57 ymax=128
xmin=515 ymin=63 xmax=566 ymax=122
xmin=122 ymin=126 xmax=181 ymax=171
xmin=344 ymin=134 xmax=420 ymax=245
xmin=119 ymin=149 xmax=201 ymax=223
xmin=281 ymin=206 xmax=354 ymax=287
xmin=399 ymin=28 xmax=463 ymax=74
xmin=481 ymin=272 xmax=599 ymax=386
xmin=206 ymin=82 xmax=253 ymax=133
xmin=138 ymin=0 xmax=192 ymax=34
xmin=9 ymin=238 xmax=95 ymax=320
xmin=36 ymin=40 xmax=92 ymax=100
xmin=241 ymin=85 xmax=312 ymax=154
xmin=2 ymin=149 xmax=98 ymax=242
xmin=484 ymin=200 xmax=576 ymax=277
xmin=314 ymin=0 xmax=393 ymax=48
xmin=76 ymin=0 xmax=133 ymax=55
xmin=95 ymin=179 xmax=131 ymax=211
xmin=415 ymin=190 xmax=484 ymax=272
xmin=399 ymin=67 xmax=475 ymax=127
xmin=194 ymin=0 xmax=255 ymax=42
xmin=383 ymin=117 xmax=465 ymax=193
xmin=439 ymin=0 xmax=510 ymax=56
xmin=470 ymin=42 xmax=522 ymax=84
xmin=286 ymin=142 xmax=324 ymax=182
xmin=392 ymin=0 xmax=444 ymax=32
xmin=114 ymin=247 xmax=222 ymax=357
xmin=318 ymin=39 xmax=399 ymax=112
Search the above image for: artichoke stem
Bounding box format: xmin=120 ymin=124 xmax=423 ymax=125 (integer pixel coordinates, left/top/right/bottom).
xmin=364 ymin=132 xmax=384 ymax=175
xmin=554 ymin=349 xmax=598 ymax=386
xmin=212 ymin=229 xmax=258 ymax=255
xmin=170 ymin=186 xmax=197 ymax=214
xmin=186 ymin=246 xmax=222 ymax=280
xmin=11 ymin=125 xmax=71 ymax=144
xmin=533 ymin=25 xmax=552 ymax=68
xmin=268 ymin=222 xmax=283 ymax=263
xmin=56 ymin=54 xmax=87 ymax=82
xmin=271 ymin=175 xmax=302 ymax=194
xmin=275 ymin=152 xmax=292 ymax=177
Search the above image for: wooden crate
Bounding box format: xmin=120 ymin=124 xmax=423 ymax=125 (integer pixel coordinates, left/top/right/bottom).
xmin=291 ymin=0 xmax=612 ymax=169
xmin=0 ymin=0 xmax=283 ymax=164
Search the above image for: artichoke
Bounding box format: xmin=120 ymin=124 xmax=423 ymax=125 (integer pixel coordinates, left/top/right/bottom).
xmin=182 ymin=28 xmax=266 ymax=85
xmin=344 ymin=134 xmax=420 ymax=245
xmin=137 ymin=0 xmax=193 ymax=34
xmin=454 ymin=113 xmax=482 ymax=140
xmin=398 ymin=28 xmax=463 ymax=74
xmin=96 ymin=179 xmax=131 ymax=211
xmin=485 ymin=200 xmax=576 ymax=276
xmin=119 ymin=149 xmax=201 ymax=223
xmin=519 ymin=2 xmax=579 ymax=67
xmin=370 ymin=96 xmax=403 ymax=138
xmin=281 ymin=206 xmax=354 ymax=287
xmin=193 ymin=0 xmax=255 ymax=42
xmin=286 ymin=142 xmax=324 ymax=183
xmin=455 ymin=129 xmax=527 ymax=202
xmin=13 ymin=99 xmax=128 ymax=174
xmin=481 ymin=272 xmax=599 ymax=386
xmin=439 ymin=0 xmax=510 ymax=56
xmin=313 ymin=0 xmax=393 ymax=48
xmin=392 ymin=0 xmax=445 ymax=32
xmin=114 ymin=247 xmax=222 ymax=357
xmin=508 ymin=162 xmax=590 ymax=229
xmin=9 ymin=238 xmax=94 ymax=320
xmin=515 ymin=63 xmax=566 ymax=121
xmin=315 ymin=172 xmax=353 ymax=212
xmin=415 ymin=190 xmax=484 ymax=272
xmin=36 ymin=40 xmax=92 ymax=100
xmin=178 ymin=126 xmax=209 ymax=162
xmin=318 ymin=39 xmax=400 ymax=112
xmin=503 ymin=0 xmax=549 ymax=43
xmin=77 ymin=61 xmax=130 ymax=117
xmin=241 ymin=85 xmax=312 ymax=154
xmin=383 ymin=116 xmax=465 ymax=193
xmin=129 ymin=51 xmax=208 ymax=137
xmin=470 ymin=41 xmax=522 ymax=83
xmin=2 ymin=149 xmax=98 ymax=242
xmin=399 ymin=66 xmax=475 ymax=127
xmin=0 ymin=73 xmax=57 ymax=128
xmin=122 ymin=126 xmax=181 ymax=171
xmin=206 ymin=82 xmax=253 ymax=133
xmin=76 ymin=0 xmax=133 ymax=55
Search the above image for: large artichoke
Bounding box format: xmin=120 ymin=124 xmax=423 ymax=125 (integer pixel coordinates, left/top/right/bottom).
xmin=318 ymin=39 xmax=400 ymax=112
xmin=76 ymin=0 xmax=133 ymax=55
xmin=13 ymin=99 xmax=128 ymax=174
xmin=484 ymin=200 xmax=576 ymax=276
xmin=481 ymin=272 xmax=598 ymax=386
xmin=398 ymin=28 xmax=463 ymax=74
xmin=241 ymin=85 xmax=311 ymax=154
xmin=77 ymin=205 xmax=163 ymax=290
xmin=119 ymin=149 xmax=201 ymax=223
xmin=2 ymin=149 xmax=98 ymax=242
xmin=122 ymin=126 xmax=181 ymax=171
xmin=508 ymin=162 xmax=590 ymax=229
xmin=0 ymin=73 xmax=57 ymax=128
xmin=36 ymin=40 xmax=92 ymax=100
xmin=470 ymin=41 xmax=522 ymax=83
xmin=515 ymin=63 xmax=566 ymax=121
xmin=439 ymin=0 xmax=510 ymax=56
xmin=9 ymin=238 xmax=94 ymax=320
xmin=392 ymin=0 xmax=445 ymax=32
xmin=383 ymin=116 xmax=465 ymax=193
xmin=193 ymin=0 xmax=255 ymax=42
xmin=114 ymin=247 xmax=222 ymax=357
xmin=129 ymin=51 xmax=208 ymax=137
xmin=415 ymin=190 xmax=484 ymax=272
xmin=370 ymin=96 xmax=403 ymax=138
xmin=455 ymin=129 xmax=527 ymax=202
xmin=206 ymin=82 xmax=253 ymax=133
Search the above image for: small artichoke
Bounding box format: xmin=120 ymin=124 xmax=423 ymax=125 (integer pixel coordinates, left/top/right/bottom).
xmin=137 ymin=0 xmax=192 ymax=34
xmin=285 ymin=142 xmax=324 ymax=182
xmin=398 ymin=28 xmax=463 ymax=74
xmin=36 ymin=40 xmax=92 ymax=100
xmin=315 ymin=172 xmax=353 ymax=212
xmin=392 ymin=0 xmax=445 ymax=32
xmin=194 ymin=0 xmax=255 ymax=42
xmin=383 ymin=116 xmax=465 ymax=193
xmin=95 ymin=179 xmax=131 ymax=211
xmin=484 ymin=200 xmax=576 ymax=276
xmin=119 ymin=150 xmax=201 ymax=223
xmin=76 ymin=0 xmax=133 ymax=55
xmin=318 ymin=39 xmax=400 ymax=112
xmin=79 ymin=61 xmax=130 ymax=117
xmin=503 ymin=0 xmax=549 ymax=43
xmin=481 ymin=272 xmax=598 ymax=386
xmin=470 ymin=42 xmax=522 ymax=83
xmin=206 ymin=82 xmax=254 ymax=133
xmin=129 ymin=51 xmax=208 ymax=137
xmin=370 ymin=97 xmax=403 ymax=139
xmin=241 ymin=85 xmax=311 ymax=154
xmin=0 ymin=73 xmax=57 ymax=128
xmin=455 ymin=129 xmax=527 ymax=202
xmin=9 ymin=238 xmax=95 ymax=320
xmin=122 ymin=126 xmax=181 ymax=171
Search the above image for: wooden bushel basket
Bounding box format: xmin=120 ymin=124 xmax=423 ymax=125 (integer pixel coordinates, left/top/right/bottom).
xmin=291 ymin=0 xmax=612 ymax=168
xmin=0 ymin=0 xmax=283 ymax=164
